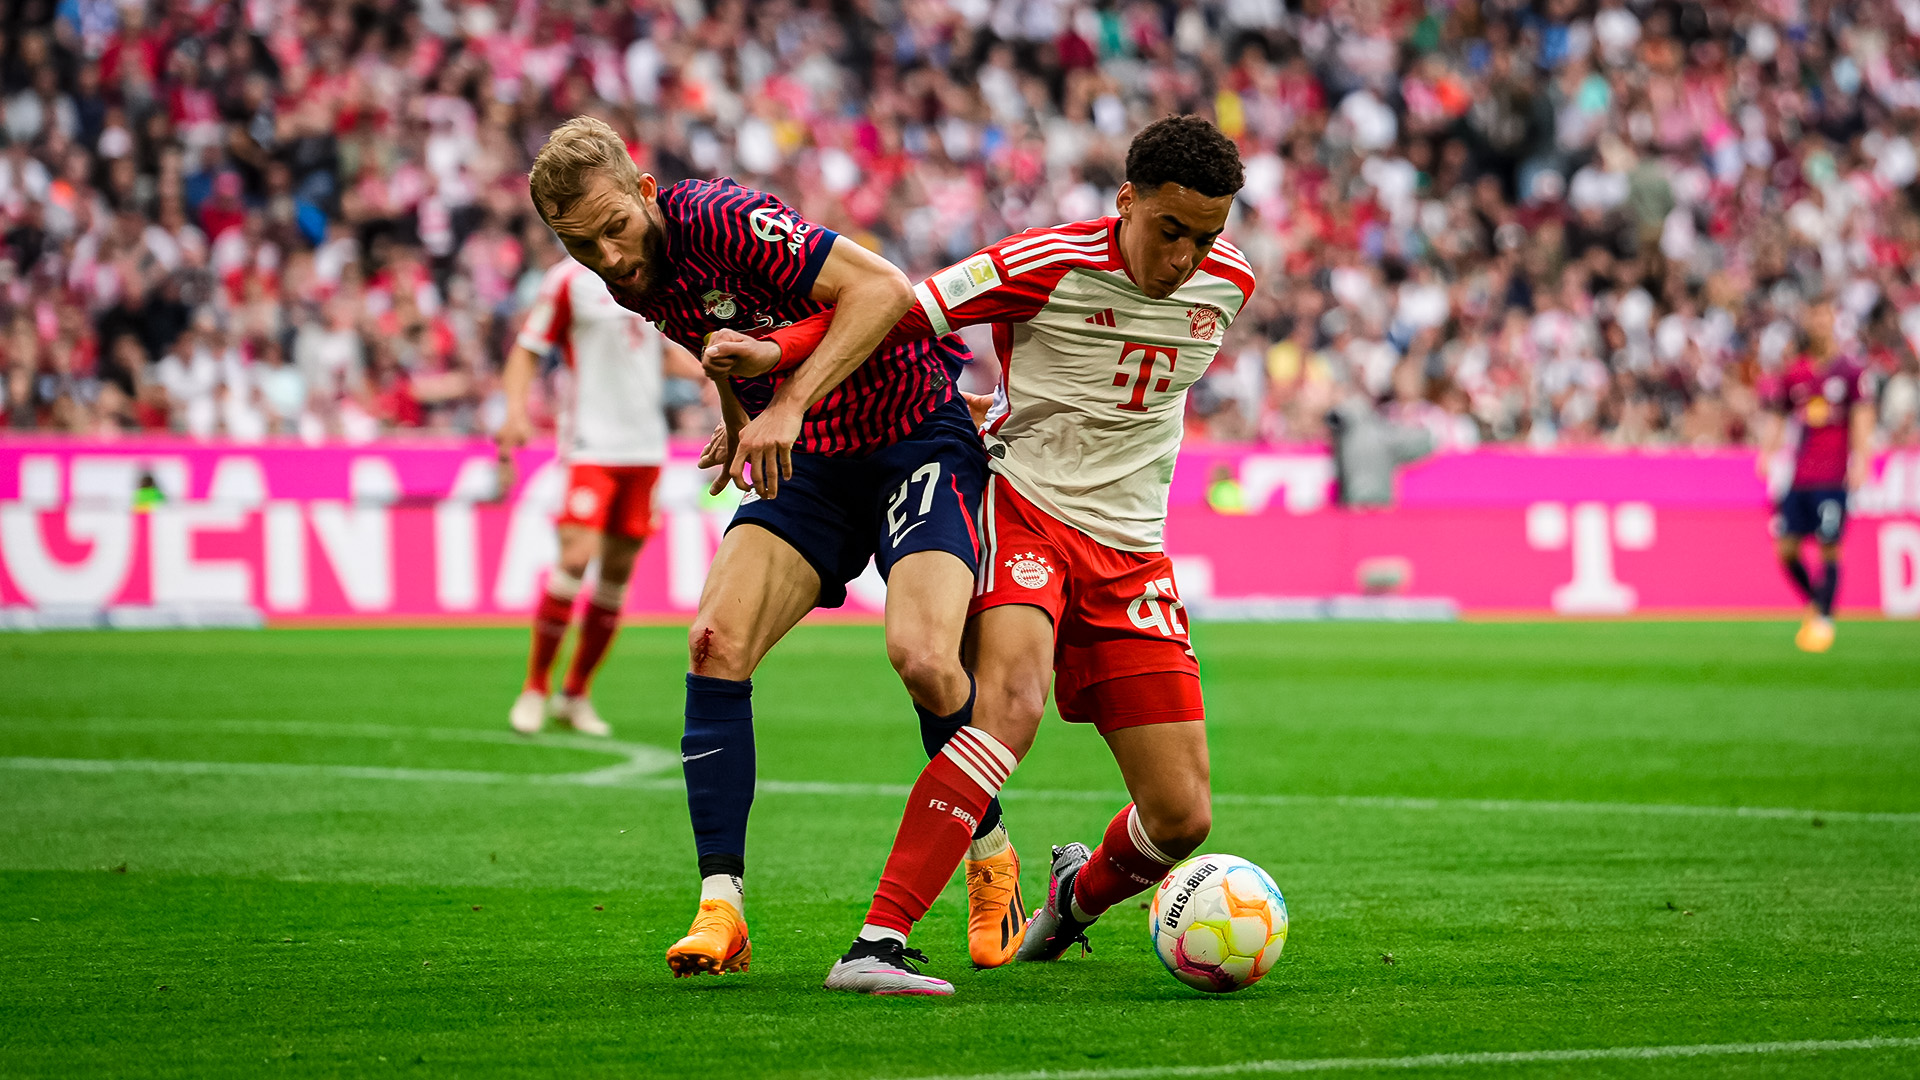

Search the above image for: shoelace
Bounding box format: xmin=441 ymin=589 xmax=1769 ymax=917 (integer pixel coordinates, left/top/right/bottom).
xmin=967 ymin=865 xmax=1017 ymax=904
xmin=893 ymin=945 xmax=932 ymax=973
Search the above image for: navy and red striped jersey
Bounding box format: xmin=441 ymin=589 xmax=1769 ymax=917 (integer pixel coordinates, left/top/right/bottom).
xmin=608 ymin=177 xmax=967 ymax=457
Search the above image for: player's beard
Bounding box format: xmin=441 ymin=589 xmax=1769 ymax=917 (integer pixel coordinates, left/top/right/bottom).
xmin=604 ymin=216 xmax=668 ymax=302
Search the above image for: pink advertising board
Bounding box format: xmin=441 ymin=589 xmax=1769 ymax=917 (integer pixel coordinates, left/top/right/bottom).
xmin=2 ymin=436 xmax=1918 ymax=622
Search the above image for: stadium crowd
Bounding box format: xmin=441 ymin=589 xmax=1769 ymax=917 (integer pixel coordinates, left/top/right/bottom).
xmin=3 ymin=0 xmax=1920 ymax=450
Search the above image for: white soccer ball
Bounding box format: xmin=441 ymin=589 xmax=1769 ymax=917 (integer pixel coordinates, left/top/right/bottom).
xmin=1149 ymin=853 xmax=1288 ymax=993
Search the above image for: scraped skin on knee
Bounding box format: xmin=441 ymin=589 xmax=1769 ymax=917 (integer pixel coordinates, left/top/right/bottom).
xmin=685 ymin=524 xmax=819 ymax=679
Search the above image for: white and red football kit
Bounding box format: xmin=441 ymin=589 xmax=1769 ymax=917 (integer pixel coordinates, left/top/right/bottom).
xmin=518 ymin=260 xmax=670 ymax=540
xmin=774 ymin=216 xmax=1254 ymax=730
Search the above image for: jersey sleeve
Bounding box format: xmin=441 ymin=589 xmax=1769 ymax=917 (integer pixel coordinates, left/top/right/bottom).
xmin=683 ymin=180 xmax=839 ymax=296
xmin=515 ymin=264 xmax=573 ymax=355
xmin=765 ymin=232 xmax=1069 ymax=370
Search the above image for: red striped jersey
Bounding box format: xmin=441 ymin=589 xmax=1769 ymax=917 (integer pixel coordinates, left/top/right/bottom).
xmin=608 ymin=177 xmax=967 ymax=457
xmin=771 ymin=217 xmax=1257 ymax=550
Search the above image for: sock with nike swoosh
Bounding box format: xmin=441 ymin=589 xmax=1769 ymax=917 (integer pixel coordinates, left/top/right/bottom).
xmin=683 ymin=674 xmax=755 ymax=889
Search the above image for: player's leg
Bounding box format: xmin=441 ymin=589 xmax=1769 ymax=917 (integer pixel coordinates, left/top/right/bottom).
xmin=1018 ymin=675 xmax=1209 ymax=962
xmin=822 ymin=602 xmax=1055 ymax=995
xmin=1775 ymin=532 xmax=1816 ymax=608
xmin=1017 ymin=543 xmax=1206 ymax=961
xmin=554 ymin=468 xmax=662 ymax=735
xmin=887 ymin=551 xmax=1026 ymax=966
xmin=869 ymin=413 xmax=1021 ymax=965
xmin=666 ymin=523 xmax=821 ymax=977
xmin=1802 ymin=491 xmax=1847 ymax=652
xmin=510 ymin=519 xmax=598 ymax=734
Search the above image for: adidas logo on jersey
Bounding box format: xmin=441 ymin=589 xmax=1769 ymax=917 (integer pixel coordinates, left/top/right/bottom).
xmin=1085 ymin=308 xmax=1117 ymax=328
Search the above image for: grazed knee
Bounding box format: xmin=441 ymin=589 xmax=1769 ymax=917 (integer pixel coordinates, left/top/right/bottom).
xmin=687 ymin=622 xmax=754 ymax=681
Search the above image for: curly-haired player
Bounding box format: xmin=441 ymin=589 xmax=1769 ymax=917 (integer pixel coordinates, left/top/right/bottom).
xmin=708 ymin=116 xmax=1254 ymax=994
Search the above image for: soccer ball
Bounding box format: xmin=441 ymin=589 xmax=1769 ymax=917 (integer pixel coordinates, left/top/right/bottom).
xmin=1149 ymin=853 xmax=1288 ymax=993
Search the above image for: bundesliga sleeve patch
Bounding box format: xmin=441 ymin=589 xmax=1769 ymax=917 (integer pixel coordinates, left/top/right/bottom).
xmin=931 ymin=254 xmax=1001 ymax=308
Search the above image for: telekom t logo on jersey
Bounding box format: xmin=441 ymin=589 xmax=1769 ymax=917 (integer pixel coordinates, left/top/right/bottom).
xmin=1114 ymin=342 xmax=1179 ymax=412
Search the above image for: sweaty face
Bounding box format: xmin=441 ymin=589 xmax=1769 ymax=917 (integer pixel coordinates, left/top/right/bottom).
xmin=546 ymin=171 xmax=667 ymax=300
xmin=1115 ymin=182 xmax=1236 ymax=299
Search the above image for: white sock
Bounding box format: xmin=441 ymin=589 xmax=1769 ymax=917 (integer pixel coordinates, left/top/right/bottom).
xmin=700 ymin=873 xmax=743 ymax=916
xmin=966 ymin=822 xmax=1011 ymax=861
xmin=546 ymin=568 xmax=583 ymax=602
xmin=1068 ymin=888 xmax=1097 ymax=924
xmin=591 ymin=577 xmax=628 ymax=610
xmin=857 ymin=923 xmax=906 ymax=945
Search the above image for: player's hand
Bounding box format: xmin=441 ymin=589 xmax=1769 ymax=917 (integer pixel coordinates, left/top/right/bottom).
xmin=700 ymin=421 xmax=750 ymax=497
xmin=494 ymin=414 xmax=531 ymax=500
xmin=702 ymin=330 xmax=782 ymax=380
xmin=1848 ymin=454 xmax=1870 ymax=493
xmin=698 ymin=421 xmax=729 ymax=470
xmin=962 ymin=391 xmax=994 ymax=430
xmin=731 ymin=404 xmax=802 ymax=499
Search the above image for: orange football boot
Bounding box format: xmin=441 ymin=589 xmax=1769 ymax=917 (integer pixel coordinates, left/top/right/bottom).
xmin=965 ymin=845 xmax=1027 ymax=967
xmin=665 ymin=899 xmax=752 ymax=978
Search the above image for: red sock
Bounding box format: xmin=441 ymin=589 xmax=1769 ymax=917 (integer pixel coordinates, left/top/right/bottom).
xmin=1071 ymin=804 xmax=1177 ymax=918
xmin=865 ymin=726 xmax=1018 ymax=935
xmin=562 ymin=579 xmax=626 ymax=697
xmin=525 ymin=570 xmax=581 ymax=694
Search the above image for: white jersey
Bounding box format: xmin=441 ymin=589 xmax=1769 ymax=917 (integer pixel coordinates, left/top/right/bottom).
xmin=517 ymin=260 xmax=669 ymax=466
xmin=909 ymin=217 xmax=1255 ymax=550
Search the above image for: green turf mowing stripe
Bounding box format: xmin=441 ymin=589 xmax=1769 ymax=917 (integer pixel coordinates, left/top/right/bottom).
xmin=898 ymin=1036 xmax=1920 ymax=1080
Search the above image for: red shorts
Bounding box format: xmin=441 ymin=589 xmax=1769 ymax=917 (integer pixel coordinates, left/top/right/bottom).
xmin=557 ymin=463 xmax=660 ymax=541
xmin=970 ymin=475 xmax=1203 ymax=734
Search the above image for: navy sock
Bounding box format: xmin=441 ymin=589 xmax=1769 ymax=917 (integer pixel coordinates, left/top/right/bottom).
xmin=683 ymin=673 xmax=755 ymax=879
xmin=1781 ymin=556 xmax=1815 ymax=603
xmin=1816 ymin=559 xmax=1839 ymax=617
xmin=914 ymin=676 xmax=1003 ymax=841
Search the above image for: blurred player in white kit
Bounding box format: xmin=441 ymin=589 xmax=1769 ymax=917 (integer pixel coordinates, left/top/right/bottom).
xmin=497 ymin=250 xmax=700 ymax=735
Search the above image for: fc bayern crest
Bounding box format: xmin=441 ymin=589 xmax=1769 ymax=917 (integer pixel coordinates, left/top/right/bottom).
xmin=1005 ymin=552 xmax=1054 ymax=590
xmin=1187 ymin=305 xmax=1223 ymax=342
xmin=703 ymin=290 xmax=739 ymax=320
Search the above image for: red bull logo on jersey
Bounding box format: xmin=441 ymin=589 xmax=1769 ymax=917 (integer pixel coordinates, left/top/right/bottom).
xmin=1187 ymin=304 xmax=1223 ymax=342
xmin=702 ymin=290 xmax=739 ymax=320
xmin=1006 ymin=552 xmax=1054 ymax=590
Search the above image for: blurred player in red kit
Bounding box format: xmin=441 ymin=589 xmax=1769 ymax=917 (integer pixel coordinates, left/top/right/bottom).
xmin=1757 ymin=300 xmax=1878 ymax=653
xmin=710 ymin=116 xmax=1254 ymax=994
xmin=496 ymin=242 xmax=700 ymax=735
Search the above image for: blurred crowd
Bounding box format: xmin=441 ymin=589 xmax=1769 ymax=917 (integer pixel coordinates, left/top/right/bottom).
xmin=4 ymin=0 xmax=1920 ymax=450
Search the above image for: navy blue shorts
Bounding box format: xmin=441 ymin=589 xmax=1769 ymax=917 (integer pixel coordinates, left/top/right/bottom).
xmin=1774 ymin=488 xmax=1848 ymax=544
xmin=728 ymin=396 xmax=986 ymax=608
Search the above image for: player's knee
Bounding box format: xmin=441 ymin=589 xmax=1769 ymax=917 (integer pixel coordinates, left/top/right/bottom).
xmin=1143 ymin=800 xmax=1212 ymax=861
xmin=887 ymin=642 xmax=963 ymax=706
xmin=974 ymin=680 xmax=1047 ymax=758
xmin=687 ymin=622 xmax=752 ymax=680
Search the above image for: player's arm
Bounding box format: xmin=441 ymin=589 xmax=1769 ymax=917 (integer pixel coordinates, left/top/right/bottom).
xmin=703 ymin=241 xmax=1055 ymax=378
xmin=1847 ymin=397 xmax=1876 ymax=491
xmin=661 ymin=337 xmax=703 ymax=379
xmin=723 ymin=237 xmax=913 ymax=497
xmin=496 ymin=272 xmax=567 ymax=490
xmin=498 ymin=343 xmax=540 ymax=455
xmin=1753 ymin=379 xmax=1788 ymax=480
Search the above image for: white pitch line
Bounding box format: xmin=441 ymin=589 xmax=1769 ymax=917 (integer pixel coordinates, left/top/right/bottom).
xmin=893 ymin=1035 xmax=1920 ymax=1080
xmin=3 ymin=718 xmax=1918 ymax=825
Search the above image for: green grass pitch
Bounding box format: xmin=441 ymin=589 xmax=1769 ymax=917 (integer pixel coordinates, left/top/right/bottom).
xmin=2 ymin=621 xmax=1918 ymax=1079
